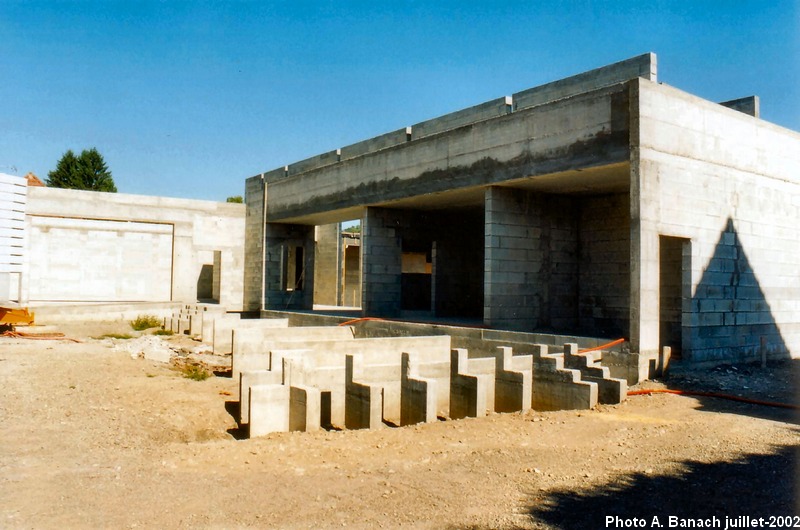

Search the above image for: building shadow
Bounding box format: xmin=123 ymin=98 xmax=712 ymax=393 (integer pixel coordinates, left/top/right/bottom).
xmin=680 ymin=218 xmax=790 ymax=364
xmin=525 ymin=444 xmax=799 ymax=529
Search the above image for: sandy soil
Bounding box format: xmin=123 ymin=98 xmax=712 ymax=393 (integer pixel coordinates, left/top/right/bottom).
xmin=1 ymin=321 xmax=797 ymax=529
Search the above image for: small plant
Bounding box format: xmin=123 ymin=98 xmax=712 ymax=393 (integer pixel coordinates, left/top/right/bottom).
xmin=182 ymin=364 xmax=210 ymax=381
xmin=130 ymin=314 xmax=162 ymax=331
xmin=153 ymin=329 xmax=174 ymax=336
xmin=97 ymin=333 xmax=134 ymax=340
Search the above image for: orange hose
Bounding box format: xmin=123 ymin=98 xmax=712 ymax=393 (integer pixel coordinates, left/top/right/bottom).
xmin=628 ymin=388 xmax=799 ymax=410
xmin=579 ymin=338 xmax=625 ymax=353
xmin=338 ymin=317 xmax=388 ymax=327
xmin=1 ymin=331 xmax=82 ymax=343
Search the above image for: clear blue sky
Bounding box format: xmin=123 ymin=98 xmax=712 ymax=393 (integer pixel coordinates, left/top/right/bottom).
xmin=2 ymin=1 xmax=798 ymax=202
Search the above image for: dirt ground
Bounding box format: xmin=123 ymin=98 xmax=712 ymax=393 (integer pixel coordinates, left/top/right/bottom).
xmin=1 ymin=321 xmax=797 ymax=529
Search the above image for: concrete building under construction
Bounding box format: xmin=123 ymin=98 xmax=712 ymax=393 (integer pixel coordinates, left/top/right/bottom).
xmin=244 ymin=52 xmax=800 ymax=367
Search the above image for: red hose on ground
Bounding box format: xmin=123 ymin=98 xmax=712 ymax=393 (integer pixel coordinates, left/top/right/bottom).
xmin=628 ymin=388 xmax=799 ymax=410
xmin=579 ymin=338 xmax=626 ymax=353
xmin=338 ymin=317 xmax=388 ymax=327
xmin=1 ymin=330 xmax=82 ymax=342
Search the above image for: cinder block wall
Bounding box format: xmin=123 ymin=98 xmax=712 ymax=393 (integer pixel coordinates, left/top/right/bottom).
xmin=433 ymin=211 xmax=484 ymax=319
xmin=484 ymin=187 xmax=579 ymax=331
xmin=362 ymin=207 xmax=403 ymax=317
xmin=578 ymin=193 xmax=630 ymax=338
xmin=632 ymin=79 xmax=800 ymax=362
xmin=244 ymin=174 xmax=266 ymax=311
xmin=25 ymin=187 xmax=245 ymax=309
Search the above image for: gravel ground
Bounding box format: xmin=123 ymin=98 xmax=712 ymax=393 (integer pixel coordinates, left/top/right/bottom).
xmin=1 ymin=321 xmax=797 ymax=529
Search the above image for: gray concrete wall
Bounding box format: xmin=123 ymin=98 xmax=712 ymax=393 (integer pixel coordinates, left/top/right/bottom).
xmin=361 ymin=207 xmax=403 ymax=317
xmin=264 ymin=83 xmax=631 ymax=224
xmin=433 ymin=212 xmax=484 ymax=319
xmin=243 ymin=174 xmax=266 ymax=311
xmin=25 ymin=187 xmax=245 ymax=309
xmin=578 ymin=193 xmax=630 ymax=337
xmin=484 ymin=187 xmax=578 ymax=332
xmin=631 ymin=78 xmax=800 ymax=362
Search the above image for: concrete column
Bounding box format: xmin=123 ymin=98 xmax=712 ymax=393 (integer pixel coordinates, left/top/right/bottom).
xmin=263 ymin=223 xmax=315 ymax=311
xmin=629 ymin=80 xmax=660 ymax=359
xmin=244 ymin=174 xmax=266 ymax=312
xmin=361 ymin=207 xmax=402 ymax=317
xmin=313 ymin=223 xmax=341 ymax=306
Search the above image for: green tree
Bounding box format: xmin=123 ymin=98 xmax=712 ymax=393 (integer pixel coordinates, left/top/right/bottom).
xmin=47 ymin=148 xmax=117 ymax=192
xmin=226 ymin=196 xmax=243 ymax=203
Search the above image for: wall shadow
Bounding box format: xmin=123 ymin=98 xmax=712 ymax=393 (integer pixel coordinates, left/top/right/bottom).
xmin=526 ymin=444 xmax=799 ymax=528
xmin=686 ymin=218 xmax=789 ymax=364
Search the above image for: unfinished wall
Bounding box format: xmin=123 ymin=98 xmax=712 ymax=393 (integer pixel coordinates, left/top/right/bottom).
xmin=632 ymin=78 xmax=800 ymax=362
xmin=484 ymin=187 xmax=578 ymax=332
xmin=362 ymin=207 xmax=402 ymax=316
xmin=433 ymin=211 xmax=484 ymax=319
xmin=577 ymin=193 xmax=630 ymax=337
xmin=244 ymin=174 xmax=266 ymax=311
xmin=25 ymin=187 xmax=245 ymax=310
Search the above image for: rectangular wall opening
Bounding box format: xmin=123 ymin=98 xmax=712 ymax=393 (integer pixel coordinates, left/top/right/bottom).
xmin=659 ymin=236 xmax=688 ymax=359
xmin=282 ymin=245 xmax=305 ymax=292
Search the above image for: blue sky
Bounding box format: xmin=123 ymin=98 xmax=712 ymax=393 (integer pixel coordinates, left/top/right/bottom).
xmin=2 ymin=1 xmax=798 ymax=202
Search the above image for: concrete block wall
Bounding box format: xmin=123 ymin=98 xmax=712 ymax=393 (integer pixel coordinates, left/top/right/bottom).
xmin=362 ymin=207 xmax=403 ymax=317
xmin=243 ymin=174 xmax=266 ymax=311
xmin=578 ymin=193 xmax=630 ymax=337
xmin=632 ymin=78 xmax=800 ymax=362
xmin=433 ymin=212 xmax=484 ymax=319
xmin=484 ymin=187 xmax=578 ymax=331
xmin=25 ymin=187 xmax=245 ymax=309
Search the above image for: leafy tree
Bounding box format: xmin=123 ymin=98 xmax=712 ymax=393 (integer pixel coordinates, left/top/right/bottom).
xmin=47 ymin=148 xmax=117 ymax=192
xmin=226 ymin=196 xmax=243 ymax=203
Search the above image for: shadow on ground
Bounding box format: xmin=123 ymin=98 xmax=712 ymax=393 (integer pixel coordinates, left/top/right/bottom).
xmin=527 ymin=445 xmax=799 ymax=528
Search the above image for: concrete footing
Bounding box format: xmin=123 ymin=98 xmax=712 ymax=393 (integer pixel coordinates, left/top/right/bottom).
xmin=235 ymin=324 xmax=638 ymax=437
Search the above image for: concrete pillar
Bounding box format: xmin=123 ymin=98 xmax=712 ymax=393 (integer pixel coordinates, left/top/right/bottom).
xmin=313 ymin=223 xmax=341 ymax=306
xmin=263 ymin=222 xmax=315 ymax=311
xmin=244 ymin=174 xmax=267 ymax=312
xmin=361 ymin=207 xmax=402 ymax=317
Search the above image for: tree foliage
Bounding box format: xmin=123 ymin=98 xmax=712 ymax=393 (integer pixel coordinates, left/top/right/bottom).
xmin=47 ymin=148 xmax=117 ymax=192
xmin=226 ymin=195 xmax=243 ymax=203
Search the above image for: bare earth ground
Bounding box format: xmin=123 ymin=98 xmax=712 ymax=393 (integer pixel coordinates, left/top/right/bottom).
xmin=1 ymin=321 xmax=797 ymax=529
